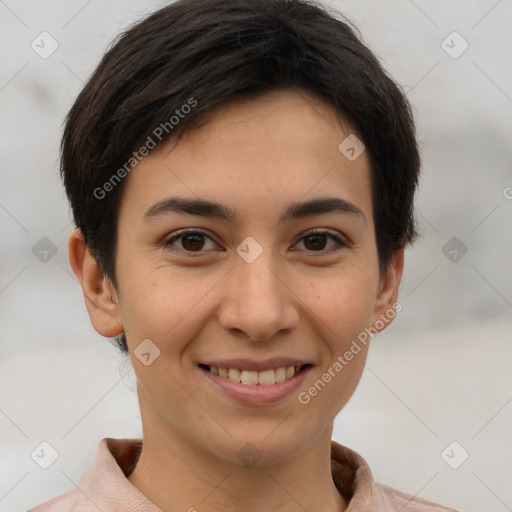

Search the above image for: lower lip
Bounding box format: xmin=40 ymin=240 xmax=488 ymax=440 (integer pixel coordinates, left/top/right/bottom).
xmin=199 ymin=366 xmax=312 ymax=405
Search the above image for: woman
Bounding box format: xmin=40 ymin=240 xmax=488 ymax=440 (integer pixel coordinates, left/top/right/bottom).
xmin=30 ymin=0 xmax=457 ymax=510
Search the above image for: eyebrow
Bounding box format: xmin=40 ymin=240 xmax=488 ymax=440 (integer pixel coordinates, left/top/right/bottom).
xmin=142 ymin=196 xmax=365 ymax=224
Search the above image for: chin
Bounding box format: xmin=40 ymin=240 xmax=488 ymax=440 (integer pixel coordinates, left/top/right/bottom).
xmin=203 ymin=418 xmax=318 ymax=468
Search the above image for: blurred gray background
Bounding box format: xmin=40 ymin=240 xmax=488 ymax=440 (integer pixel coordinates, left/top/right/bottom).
xmin=0 ymin=1 xmax=511 ymax=511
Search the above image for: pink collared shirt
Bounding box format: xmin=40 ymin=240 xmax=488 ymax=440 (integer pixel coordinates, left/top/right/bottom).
xmin=29 ymin=438 xmax=458 ymax=511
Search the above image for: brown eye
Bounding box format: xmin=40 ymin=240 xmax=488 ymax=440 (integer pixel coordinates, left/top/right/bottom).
xmin=296 ymin=230 xmax=346 ymax=253
xmin=303 ymin=233 xmax=328 ymax=251
xmin=180 ymin=233 xmax=206 ymax=251
xmin=164 ymin=230 xmax=217 ymax=253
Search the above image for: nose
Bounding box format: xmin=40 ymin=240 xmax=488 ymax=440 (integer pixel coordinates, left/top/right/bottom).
xmin=217 ymin=247 xmax=300 ymax=342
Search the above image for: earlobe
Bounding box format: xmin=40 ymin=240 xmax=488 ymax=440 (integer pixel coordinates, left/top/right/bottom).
xmin=68 ymin=228 xmax=124 ymax=338
xmin=372 ymin=248 xmax=405 ymax=334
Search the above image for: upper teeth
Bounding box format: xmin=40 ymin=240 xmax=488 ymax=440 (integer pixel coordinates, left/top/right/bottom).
xmin=209 ymin=366 xmax=301 ymax=385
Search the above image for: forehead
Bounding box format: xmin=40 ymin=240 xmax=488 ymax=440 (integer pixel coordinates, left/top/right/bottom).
xmin=118 ymin=89 xmax=373 ymax=225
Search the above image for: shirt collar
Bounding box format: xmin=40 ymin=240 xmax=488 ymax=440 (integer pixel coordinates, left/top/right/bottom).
xmin=79 ymin=437 xmax=375 ymax=511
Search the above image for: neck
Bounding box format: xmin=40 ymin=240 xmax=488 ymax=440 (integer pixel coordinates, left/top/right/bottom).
xmin=128 ymin=418 xmax=348 ymax=512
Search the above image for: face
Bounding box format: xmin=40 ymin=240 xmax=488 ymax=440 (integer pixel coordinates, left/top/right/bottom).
xmin=82 ymin=89 xmax=403 ymax=466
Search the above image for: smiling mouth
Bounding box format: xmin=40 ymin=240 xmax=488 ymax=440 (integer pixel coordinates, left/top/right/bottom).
xmin=198 ymin=364 xmax=311 ymax=385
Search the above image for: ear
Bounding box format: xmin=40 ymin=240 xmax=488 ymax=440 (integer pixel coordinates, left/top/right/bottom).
xmin=68 ymin=228 xmax=124 ymax=338
xmin=371 ymin=248 xmax=405 ymax=334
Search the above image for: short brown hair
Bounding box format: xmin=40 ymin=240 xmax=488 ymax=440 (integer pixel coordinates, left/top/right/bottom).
xmin=61 ymin=0 xmax=420 ymax=352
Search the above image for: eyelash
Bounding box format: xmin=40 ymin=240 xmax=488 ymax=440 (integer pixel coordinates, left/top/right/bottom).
xmin=162 ymin=228 xmax=347 ymax=256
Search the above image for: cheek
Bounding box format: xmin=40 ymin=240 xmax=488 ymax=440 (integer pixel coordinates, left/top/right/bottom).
xmin=118 ymin=263 xmax=224 ymax=347
xmin=295 ymin=271 xmax=374 ymax=417
xmin=303 ymin=265 xmax=378 ymax=340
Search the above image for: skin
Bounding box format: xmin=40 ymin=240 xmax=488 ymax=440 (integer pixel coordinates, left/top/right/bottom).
xmin=69 ymin=88 xmax=404 ymax=511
